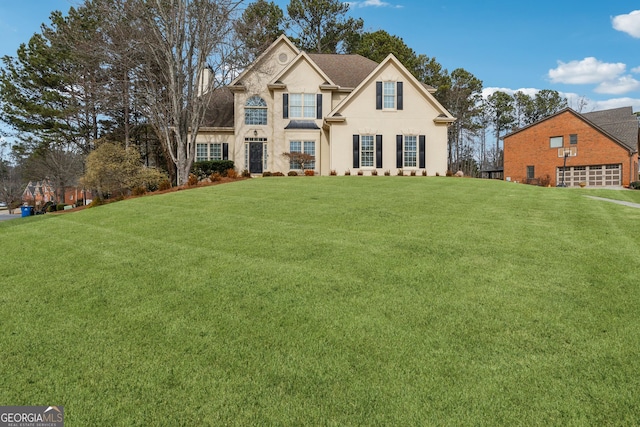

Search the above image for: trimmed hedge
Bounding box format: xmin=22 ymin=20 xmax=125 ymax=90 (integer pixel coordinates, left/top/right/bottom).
xmin=191 ymin=160 xmax=235 ymax=178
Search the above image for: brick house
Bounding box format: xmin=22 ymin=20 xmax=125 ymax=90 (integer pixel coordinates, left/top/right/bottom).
xmin=22 ymin=180 xmax=92 ymax=207
xmin=504 ymin=106 xmax=639 ymax=187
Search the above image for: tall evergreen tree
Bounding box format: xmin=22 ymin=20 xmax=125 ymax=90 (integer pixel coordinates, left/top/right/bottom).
xmin=235 ymin=0 xmax=286 ymax=62
xmin=486 ymin=91 xmax=515 ymax=165
xmin=442 ymin=68 xmax=483 ymax=173
xmin=286 ymin=0 xmax=363 ymax=53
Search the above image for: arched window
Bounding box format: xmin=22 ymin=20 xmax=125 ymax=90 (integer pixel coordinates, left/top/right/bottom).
xmin=245 ymin=96 xmax=267 ymax=125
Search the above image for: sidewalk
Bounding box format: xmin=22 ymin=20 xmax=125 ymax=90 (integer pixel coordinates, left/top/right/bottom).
xmin=0 ymin=208 xmax=23 ymax=221
xmin=585 ymin=196 xmax=640 ymax=209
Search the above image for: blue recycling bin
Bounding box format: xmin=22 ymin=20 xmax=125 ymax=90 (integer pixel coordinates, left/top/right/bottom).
xmin=20 ymin=206 xmax=34 ymax=217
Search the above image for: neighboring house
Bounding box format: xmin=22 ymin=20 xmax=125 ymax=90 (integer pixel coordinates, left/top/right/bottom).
xmin=22 ymin=180 xmax=92 ymax=206
xmin=195 ymin=35 xmax=455 ymax=176
xmin=22 ymin=180 xmax=56 ymax=205
xmin=504 ymin=106 xmax=639 ymax=187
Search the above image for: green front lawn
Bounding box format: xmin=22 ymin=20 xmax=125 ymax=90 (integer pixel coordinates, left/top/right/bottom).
xmin=1 ymin=177 xmax=639 ymax=425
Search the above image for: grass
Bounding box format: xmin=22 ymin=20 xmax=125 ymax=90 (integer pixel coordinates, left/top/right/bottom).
xmin=1 ymin=177 xmax=639 ymax=425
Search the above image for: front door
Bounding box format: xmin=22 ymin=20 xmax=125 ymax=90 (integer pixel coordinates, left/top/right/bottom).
xmin=249 ymin=142 xmax=263 ymax=174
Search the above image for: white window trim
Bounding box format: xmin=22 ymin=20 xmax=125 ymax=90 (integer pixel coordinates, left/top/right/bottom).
xmin=288 ymin=140 xmax=316 ymax=170
xmin=289 ymin=93 xmax=316 ymax=119
xmin=383 ymin=81 xmax=396 ymax=110
xmin=403 ymin=135 xmax=417 ymax=168
xmin=360 ymin=135 xmax=375 ymax=168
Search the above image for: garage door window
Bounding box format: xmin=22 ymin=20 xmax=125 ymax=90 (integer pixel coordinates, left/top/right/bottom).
xmin=556 ymin=164 xmax=621 ymax=187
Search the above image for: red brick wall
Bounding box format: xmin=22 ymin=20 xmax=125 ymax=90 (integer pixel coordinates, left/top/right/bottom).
xmin=504 ymin=110 xmax=638 ymax=186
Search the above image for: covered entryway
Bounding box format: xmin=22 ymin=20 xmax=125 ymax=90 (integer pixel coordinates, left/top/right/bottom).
xmin=557 ymin=164 xmax=622 ymax=187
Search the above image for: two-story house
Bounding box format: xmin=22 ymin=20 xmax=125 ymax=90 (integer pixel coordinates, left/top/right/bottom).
xmin=195 ymin=35 xmax=455 ymax=176
xmin=504 ymin=106 xmax=639 ymax=187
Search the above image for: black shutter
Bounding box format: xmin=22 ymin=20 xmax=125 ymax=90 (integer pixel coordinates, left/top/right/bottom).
xmin=222 ymin=143 xmax=229 ymax=160
xmin=397 ymin=82 xmax=403 ymax=110
xmin=419 ymin=135 xmax=425 ymax=168
xmin=353 ymin=135 xmax=360 ymax=169
xmin=316 ymin=94 xmax=322 ymax=119
xmin=376 ymin=135 xmax=383 ymax=168
xmin=376 ymin=82 xmax=382 ymax=110
xmin=283 ymin=94 xmax=289 ymax=119
xmin=396 ymin=135 xmax=403 ymax=169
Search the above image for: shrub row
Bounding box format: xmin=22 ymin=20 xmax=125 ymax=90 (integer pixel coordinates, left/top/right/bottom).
xmin=191 ymin=160 xmax=235 ymax=179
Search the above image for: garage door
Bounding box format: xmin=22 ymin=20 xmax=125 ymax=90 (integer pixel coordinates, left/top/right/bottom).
xmin=556 ymin=164 xmax=621 ymax=187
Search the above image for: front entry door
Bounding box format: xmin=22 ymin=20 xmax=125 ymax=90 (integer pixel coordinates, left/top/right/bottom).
xmin=249 ymin=142 xmax=263 ymax=174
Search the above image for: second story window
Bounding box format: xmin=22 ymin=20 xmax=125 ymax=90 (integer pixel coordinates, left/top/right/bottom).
xmin=383 ymin=82 xmax=396 ymax=109
xmin=289 ymin=93 xmax=316 ymax=119
xmin=245 ymin=96 xmax=267 ymax=125
xmin=376 ymin=81 xmax=403 ymax=110
xmin=550 ymin=136 xmax=563 ymax=148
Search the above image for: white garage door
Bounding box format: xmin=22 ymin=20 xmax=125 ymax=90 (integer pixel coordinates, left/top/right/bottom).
xmin=557 ymin=164 xmax=621 ymax=187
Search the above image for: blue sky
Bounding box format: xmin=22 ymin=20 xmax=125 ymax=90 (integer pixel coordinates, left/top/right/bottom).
xmin=1 ymin=0 xmax=639 ymax=113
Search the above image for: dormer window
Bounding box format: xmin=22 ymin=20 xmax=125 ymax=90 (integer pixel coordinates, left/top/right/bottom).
xmin=245 ymin=96 xmax=267 ymax=125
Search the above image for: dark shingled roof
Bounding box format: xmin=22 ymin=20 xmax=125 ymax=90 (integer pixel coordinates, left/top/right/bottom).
xmin=582 ymin=106 xmax=638 ymax=152
xmin=506 ymin=106 xmax=639 ymax=153
xmin=201 ymin=87 xmax=234 ymax=128
xmin=284 ymin=120 xmax=320 ymax=130
xmin=307 ymin=54 xmax=379 ymax=88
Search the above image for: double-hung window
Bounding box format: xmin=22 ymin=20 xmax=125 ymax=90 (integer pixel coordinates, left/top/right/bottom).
xmin=289 ymin=140 xmax=316 ymax=170
xmin=353 ymin=135 xmax=382 ymax=169
xmin=403 ymin=135 xmax=417 ymax=168
xmin=383 ymin=82 xmax=396 ymax=109
xmin=396 ymin=135 xmax=425 ymax=169
xmin=289 ymin=94 xmax=316 ymax=119
xmin=376 ymin=81 xmax=403 ymax=110
xmin=196 ymin=143 xmax=208 ymax=162
xmin=360 ymin=135 xmax=375 ymax=168
xmin=196 ymin=143 xmax=225 ymax=161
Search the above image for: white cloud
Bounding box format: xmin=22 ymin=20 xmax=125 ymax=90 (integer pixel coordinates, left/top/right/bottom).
xmin=592 ymin=97 xmax=640 ymax=112
xmin=548 ymin=57 xmax=626 ymax=84
xmin=348 ymin=0 xmax=403 ymax=8
xmin=595 ymin=75 xmax=640 ymax=95
xmin=612 ymin=10 xmax=640 ymax=38
xmin=632 ymin=66 xmax=640 ymax=73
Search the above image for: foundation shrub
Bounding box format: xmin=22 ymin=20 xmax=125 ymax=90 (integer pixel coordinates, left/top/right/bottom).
xmin=187 ymin=173 xmax=199 ymax=186
xmin=191 ymin=160 xmax=235 ymax=178
xmin=159 ymin=179 xmax=171 ymax=191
